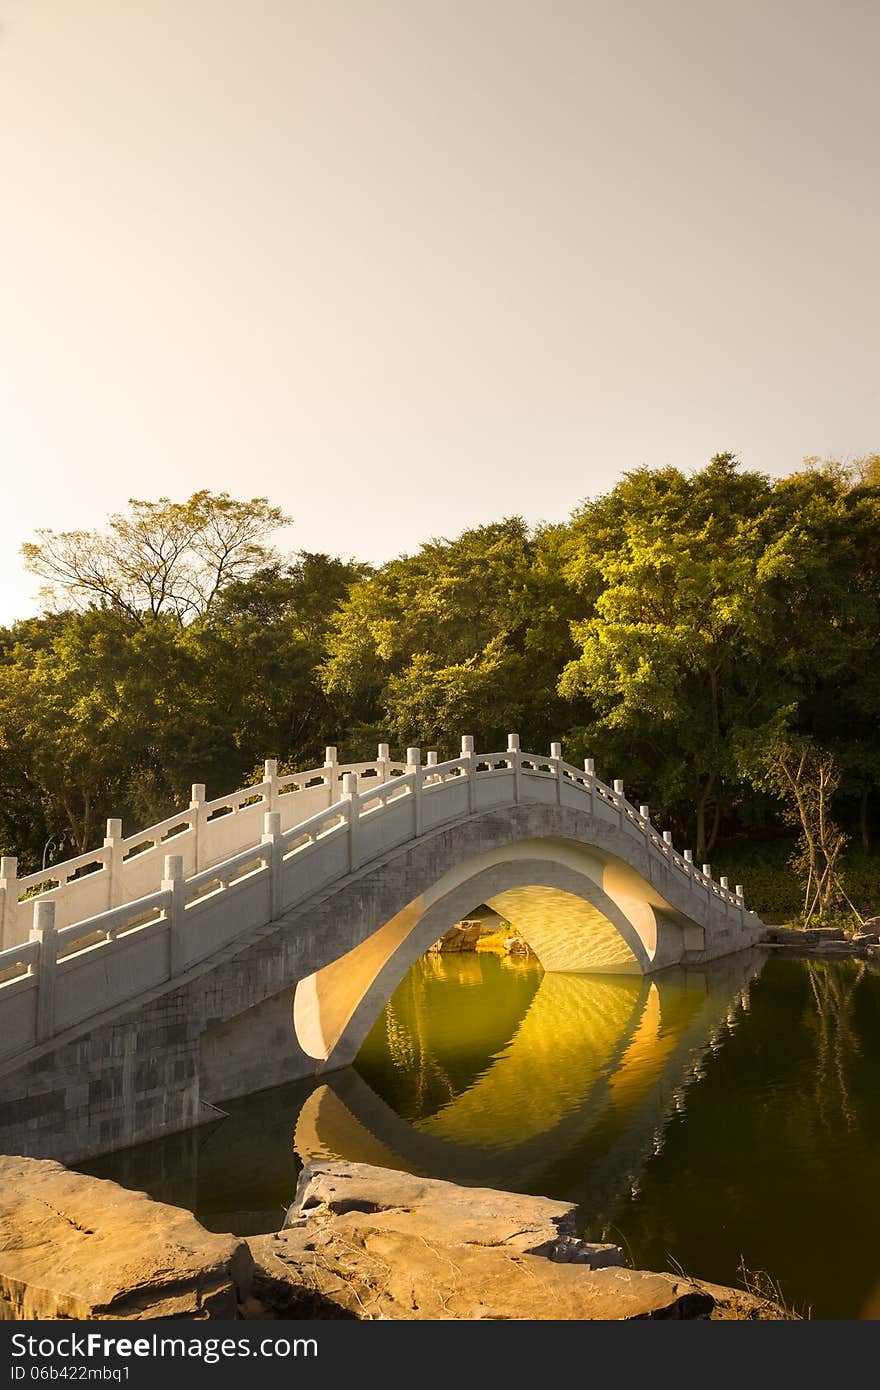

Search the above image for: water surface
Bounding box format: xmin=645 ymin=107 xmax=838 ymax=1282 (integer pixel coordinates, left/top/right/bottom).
xmin=84 ymin=949 xmax=880 ymax=1318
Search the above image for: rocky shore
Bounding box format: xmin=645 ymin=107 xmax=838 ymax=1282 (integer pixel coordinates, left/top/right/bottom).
xmin=762 ymin=921 xmax=880 ymax=960
xmin=0 ymin=1155 xmax=787 ymax=1321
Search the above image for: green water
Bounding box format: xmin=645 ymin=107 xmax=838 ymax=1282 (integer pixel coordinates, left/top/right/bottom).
xmin=84 ymin=949 xmax=880 ymax=1319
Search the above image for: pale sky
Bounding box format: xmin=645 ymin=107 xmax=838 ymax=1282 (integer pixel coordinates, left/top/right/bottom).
xmin=0 ymin=0 xmax=877 ymax=626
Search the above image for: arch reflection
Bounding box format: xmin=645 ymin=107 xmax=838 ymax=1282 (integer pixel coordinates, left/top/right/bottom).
xmin=294 ymin=950 xmax=762 ymax=1222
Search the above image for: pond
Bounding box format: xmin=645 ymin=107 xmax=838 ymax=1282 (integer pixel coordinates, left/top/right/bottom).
xmin=83 ymin=948 xmax=880 ymax=1319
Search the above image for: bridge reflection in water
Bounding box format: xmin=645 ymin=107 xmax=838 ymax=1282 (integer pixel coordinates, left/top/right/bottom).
xmin=293 ymin=949 xmax=761 ymax=1229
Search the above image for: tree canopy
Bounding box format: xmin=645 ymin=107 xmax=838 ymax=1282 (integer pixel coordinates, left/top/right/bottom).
xmin=3 ymin=463 xmax=879 ymax=901
xmin=22 ymin=491 xmax=288 ymax=625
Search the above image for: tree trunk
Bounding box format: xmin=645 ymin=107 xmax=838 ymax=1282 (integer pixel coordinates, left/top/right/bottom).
xmin=694 ymin=775 xmax=716 ymax=861
xmin=860 ymin=787 xmax=871 ymax=853
xmin=707 ymin=797 xmax=721 ymax=857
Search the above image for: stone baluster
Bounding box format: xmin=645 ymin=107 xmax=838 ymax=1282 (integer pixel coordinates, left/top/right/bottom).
xmin=262 ymin=811 xmax=283 ymax=918
xmin=189 ymin=783 xmax=207 ymax=872
xmin=103 ymin=818 xmax=124 ymax=909
xmin=462 ymin=735 xmax=475 ymax=813
xmin=508 ymin=733 xmax=521 ymax=802
xmin=613 ymin=778 xmax=625 ymax=829
xmin=29 ymin=899 xmax=57 ymax=1042
xmin=342 ymin=772 xmax=359 ymax=871
xmin=162 ymin=855 xmax=185 ymax=977
xmin=377 ymin=742 xmax=390 ymax=784
xmin=324 ymin=746 xmax=339 ymax=807
xmin=264 ymin=759 xmax=279 ymax=816
xmin=550 ymin=741 xmax=563 ymax=804
xmin=583 ymin=759 xmax=596 ymax=816
xmin=407 ymin=748 xmax=422 ymax=836
xmin=0 ymin=856 xmax=19 ymax=952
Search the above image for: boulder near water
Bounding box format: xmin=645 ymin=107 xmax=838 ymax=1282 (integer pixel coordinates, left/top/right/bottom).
xmin=0 ymin=1155 xmax=788 ymax=1321
xmin=0 ymin=1155 xmax=253 ymax=1319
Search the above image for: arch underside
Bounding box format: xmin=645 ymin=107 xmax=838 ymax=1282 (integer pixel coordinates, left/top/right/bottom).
xmin=293 ymin=836 xmax=683 ymax=1068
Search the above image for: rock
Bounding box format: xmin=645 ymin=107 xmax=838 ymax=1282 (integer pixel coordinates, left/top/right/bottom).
xmin=862 ymin=916 xmax=880 ymax=931
xmin=852 ymin=932 xmax=879 ymax=945
xmin=763 ymin=926 xmax=846 ymax=944
xmin=503 ymin=935 xmax=534 ymax=956
xmin=0 ymin=1155 xmax=253 ymax=1320
xmin=0 ymin=1155 xmax=785 ymax=1322
xmin=430 ymin=921 xmax=484 ymax=952
xmin=283 ymin=1160 xmax=623 ymax=1265
xmin=253 ymin=1225 xmax=710 ymax=1320
xmin=251 ymin=1160 xmax=710 ymax=1321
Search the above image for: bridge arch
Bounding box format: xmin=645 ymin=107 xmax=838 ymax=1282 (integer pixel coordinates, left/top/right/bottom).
xmin=293 ymin=836 xmax=665 ymax=1069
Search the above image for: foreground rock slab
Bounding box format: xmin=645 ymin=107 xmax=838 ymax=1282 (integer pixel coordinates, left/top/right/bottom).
xmin=248 ymin=1161 xmax=712 ymax=1320
xmin=0 ymin=1155 xmax=253 ymax=1319
xmin=0 ymin=1155 xmax=788 ymax=1321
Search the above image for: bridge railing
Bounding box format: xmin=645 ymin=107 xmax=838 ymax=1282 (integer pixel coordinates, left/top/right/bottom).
xmin=0 ymin=736 xmax=755 ymax=1062
xmin=0 ymin=748 xmax=414 ymax=951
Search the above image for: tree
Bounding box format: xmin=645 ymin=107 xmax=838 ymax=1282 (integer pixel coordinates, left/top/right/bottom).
xmin=0 ymin=609 xmax=201 ymax=859
xmin=558 ymin=455 xmax=794 ymax=858
xmin=22 ymin=491 xmax=289 ymax=625
xmin=193 ymin=553 xmax=371 ymax=773
xmin=321 ymin=519 xmax=586 ymax=752
xmin=759 ymin=740 xmax=857 ymax=924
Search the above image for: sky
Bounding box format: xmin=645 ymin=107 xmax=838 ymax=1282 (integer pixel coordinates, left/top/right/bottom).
xmin=0 ymin=0 xmax=877 ymax=626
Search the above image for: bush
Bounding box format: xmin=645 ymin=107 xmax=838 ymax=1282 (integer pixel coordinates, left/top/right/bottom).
xmin=712 ymin=838 xmax=880 ymax=924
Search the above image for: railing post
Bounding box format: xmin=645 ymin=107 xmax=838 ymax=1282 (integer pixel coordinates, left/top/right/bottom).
xmin=613 ymin=778 xmax=625 ymax=828
xmin=261 ymin=811 xmax=282 ymax=918
xmin=507 ymin=734 xmax=521 ymax=803
xmin=426 ymin=751 xmax=438 ymax=786
xmin=406 ymin=748 xmax=422 ymax=836
xmin=29 ymin=900 xmax=57 ymax=1042
xmin=583 ymin=759 xmax=596 ymax=817
xmin=720 ymin=875 xmax=729 ymax=890
xmin=639 ymin=804 xmax=650 ymax=823
xmin=0 ymin=855 xmax=18 ymax=951
xmin=702 ymin=863 xmax=712 ymax=880
xmin=550 ymin=741 xmax=563 ymax=804
xmin=264 ymin=759 xmax=279 ymax=815
xmin=663 ymin=831 xmax=673 ymax=849
xmin=162 ymin=854 xmax=185 ymax=978
xmin=103 ymin=819 xmax=123 ymax=908
xmin=324 ymin=747 xmax=339 ymax=807
xmin=462 ymin=735 xmax=476 ymax=813
xmin=189 ymin=784 xmax=206 ymax=872
xmin=342 ymin=772 xmax=359 ymax=872
xmin=683 ymin=849 xmax=694 ymax=874
xmin=377 ymin=742 xmax=390 ymax=785
xmin=735 ymin=884 xmax=745 ymax=904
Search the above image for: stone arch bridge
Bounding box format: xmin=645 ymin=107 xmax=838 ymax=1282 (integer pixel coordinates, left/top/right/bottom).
xmin=0 ymin=738 xmax=763 ymax=1162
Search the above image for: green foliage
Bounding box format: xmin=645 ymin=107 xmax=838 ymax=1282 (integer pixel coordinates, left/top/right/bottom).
xmin=558 ymin=454 xmax=880 ymax=859
xmin=22 ymin=491 xmax=288 ymax=624
xmin=321 ymin=518 xmax=587 ymax=750
xmin=712 ymin=839 xmax=880 ymax=924
xmin=2 ymin=461 xmax=879 ymax=895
